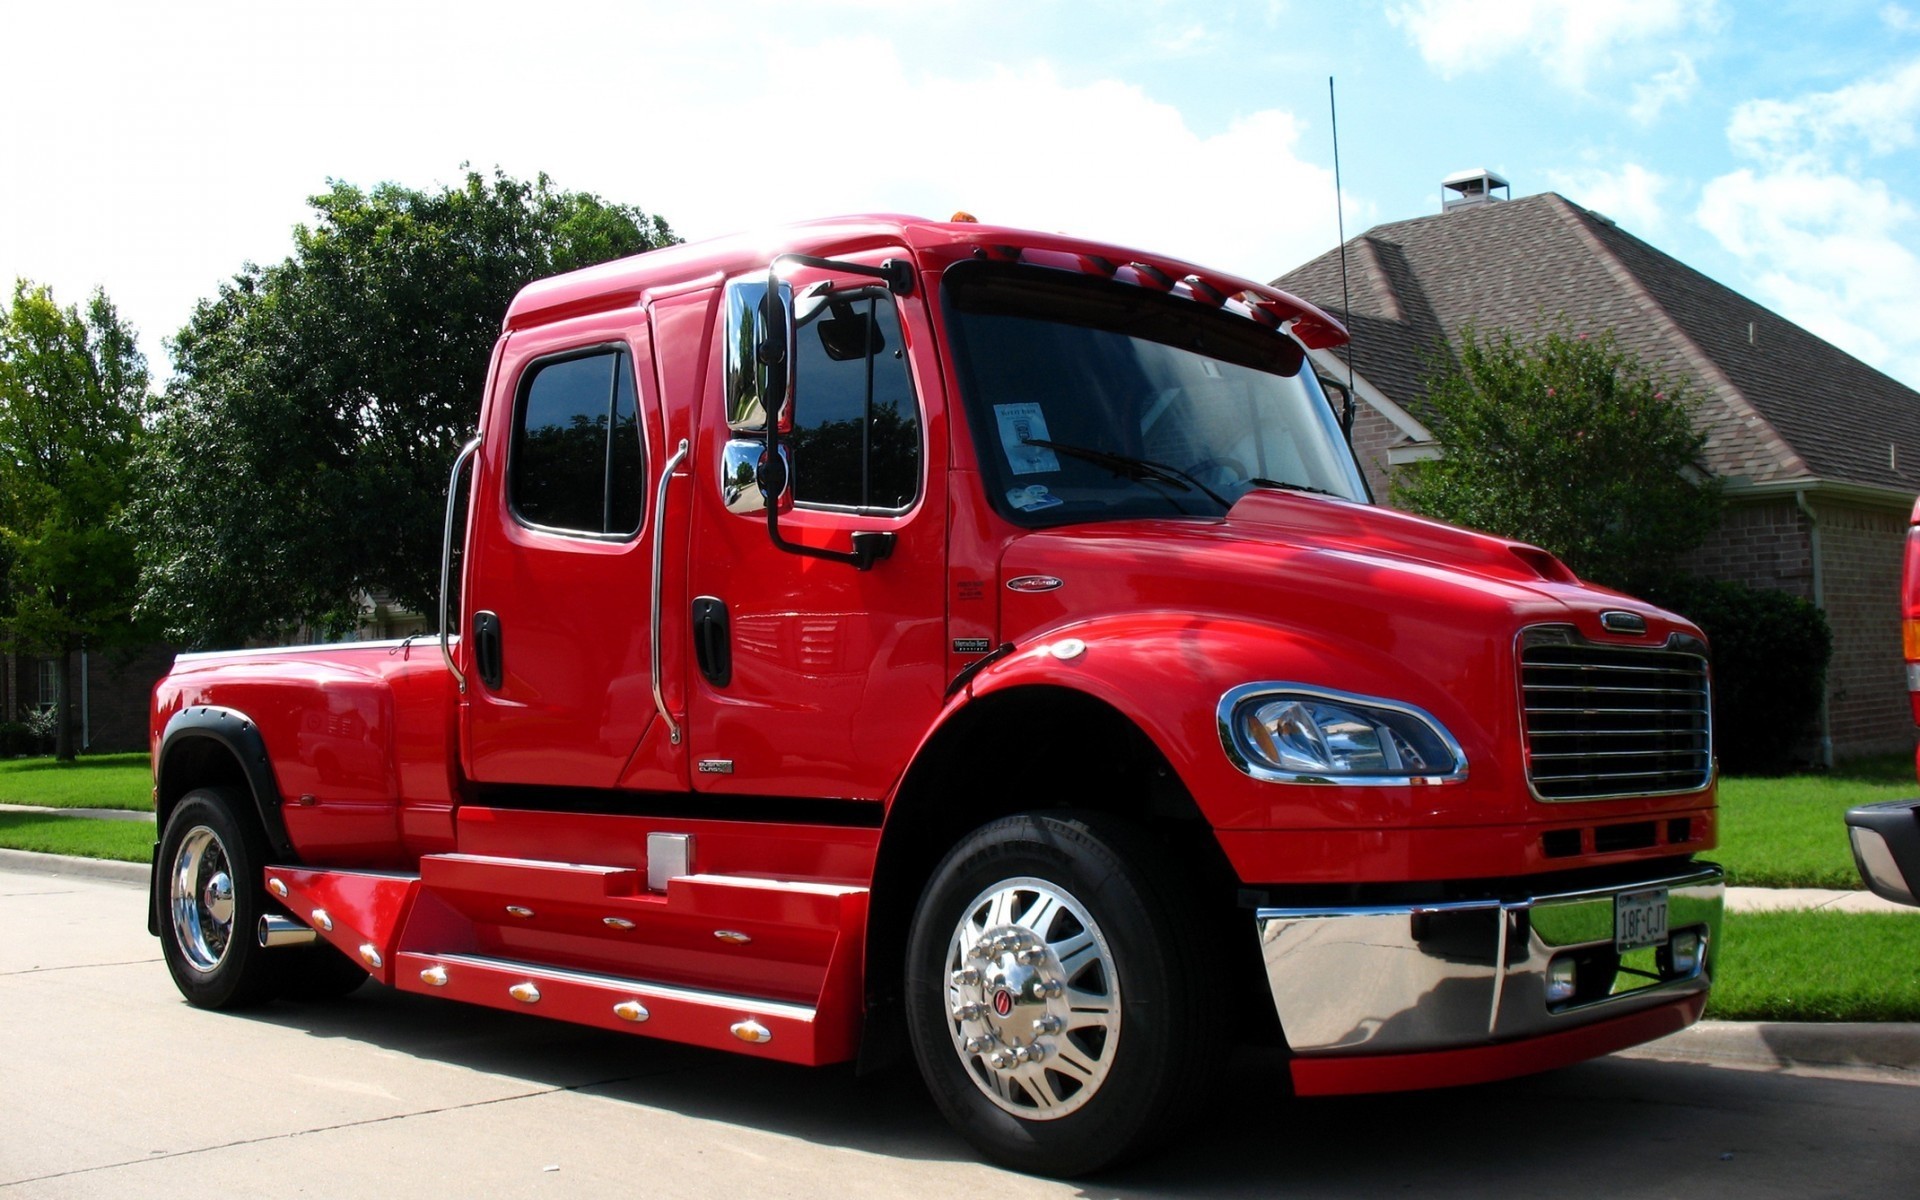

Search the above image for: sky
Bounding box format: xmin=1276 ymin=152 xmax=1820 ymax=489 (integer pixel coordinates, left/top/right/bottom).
xmin=6 ymin=0 xmax=1920 ymax=392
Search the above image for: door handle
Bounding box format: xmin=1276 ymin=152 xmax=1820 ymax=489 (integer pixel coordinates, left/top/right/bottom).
xmin=693 ymin=596 xmax=731 ymax=687
xmin=472 ymin=611 xmax=503 ymax=691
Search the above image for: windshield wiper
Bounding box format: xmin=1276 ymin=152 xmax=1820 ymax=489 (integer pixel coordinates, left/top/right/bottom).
xmin=1249 ymin=476 xmax=1338 ymax=497
xmin=1023 ymin=438 xmax=1233 ymax=510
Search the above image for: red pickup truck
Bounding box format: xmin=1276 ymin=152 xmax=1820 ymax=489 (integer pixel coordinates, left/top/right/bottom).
xmin=150 ymin=215 xmax=1723 ymax=1176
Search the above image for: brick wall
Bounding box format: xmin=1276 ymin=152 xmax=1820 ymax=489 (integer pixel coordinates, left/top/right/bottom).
xmin=1683 ymin=496 xmax=1913 ymax=761
xmin=1349 ymin=402 xmax=1405 ymax=503
xmin=1814 ymin=500 xmax=1911 ymax=758
xmin=3 ymin=645 xmax=178 ymax=755
xmin=1682 ymin=498 xmax=1815 ymax=599
xmin=84 ymin=645 xmax=179 ymax=754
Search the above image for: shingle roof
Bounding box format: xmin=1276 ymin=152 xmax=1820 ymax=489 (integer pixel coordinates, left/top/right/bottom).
xmin=1274 ymin=192 xmax=1920 ymax=491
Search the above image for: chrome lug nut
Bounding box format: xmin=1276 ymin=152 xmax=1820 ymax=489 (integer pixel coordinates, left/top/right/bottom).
xmin=1041 ymin=978 xmax=1065 ymax=998
xmin=1015 ymin=948 xmax=1043 ymax=966
xmin=986 ymin=1051 xmax=1011 ymax=1070
xmin=1032 ymin=1015 xmax=1062 ymax=1035
xmin=952 ymin=1002 xmax=985 ymax=1021
xmin=963 ymin=1035 xmax=993 ymax=1054
xmin=951 ymin=967 xmax=981 ymax=988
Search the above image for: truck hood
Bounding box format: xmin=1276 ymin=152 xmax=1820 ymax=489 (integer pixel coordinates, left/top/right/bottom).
xmin=994 ymin=488 xmax=1701 ymax=730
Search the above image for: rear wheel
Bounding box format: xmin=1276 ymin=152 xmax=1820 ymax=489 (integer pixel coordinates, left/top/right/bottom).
xmin=158 ymin=789 xmax=283 ymax=1009
xmin=905 ymin=812 xmax=1221 ymax=1177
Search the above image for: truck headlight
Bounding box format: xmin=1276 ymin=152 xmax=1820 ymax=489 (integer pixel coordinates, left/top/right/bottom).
xmin=1218 ymin=683 xmax=1467 ymax=785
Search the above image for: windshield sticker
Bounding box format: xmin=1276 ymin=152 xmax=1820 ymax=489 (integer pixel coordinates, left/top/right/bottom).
xmin=1006 ymin=484 xmax=1063 ymax=512
xmin=993 ymin=403 xmax=1061 ymax=476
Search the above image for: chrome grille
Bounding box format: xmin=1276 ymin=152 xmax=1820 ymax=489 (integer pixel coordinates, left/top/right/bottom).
xmin=1520 ymin=629 xmax=1711 ymax=801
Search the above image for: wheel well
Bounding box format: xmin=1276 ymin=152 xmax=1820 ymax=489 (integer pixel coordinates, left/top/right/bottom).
xmin=860 ymin=685 xmax=1278 ymax=1070
xmin=155 ymin=736 xmax=254 ymax=835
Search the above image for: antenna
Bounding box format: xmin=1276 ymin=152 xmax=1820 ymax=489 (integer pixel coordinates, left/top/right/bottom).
xmin=1329 ymin=76 xmax=1357 ymax=438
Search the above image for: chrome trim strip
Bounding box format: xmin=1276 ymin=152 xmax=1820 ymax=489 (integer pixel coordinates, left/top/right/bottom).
xmin=175 ymin=638 xmax=427 ymax=663
xmin=440 ymin=436 xmax=482 ymax=694
xmin=430 ymin=952 xmax=817 ymax=1021
xmin=651 ymin=439 xmax=690 ymax=746
xmin=1217 ymin=681 xmax=1469 ymax=787
xmin=1255 ymin=865 xmax=1723 ymax=1056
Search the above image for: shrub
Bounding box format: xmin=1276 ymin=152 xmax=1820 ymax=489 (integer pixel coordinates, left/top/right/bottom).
xmin=0 ymin=721 xmax=34 ymax=758
xmin=1638 ymin=575 xmax=1833 ymax=773
xmin=1393 ymin=323 xmax=1722 ymax=593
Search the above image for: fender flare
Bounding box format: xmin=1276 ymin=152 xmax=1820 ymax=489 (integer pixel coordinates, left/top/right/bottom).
xmin=155 ymin=705 xmax=296 ymax=860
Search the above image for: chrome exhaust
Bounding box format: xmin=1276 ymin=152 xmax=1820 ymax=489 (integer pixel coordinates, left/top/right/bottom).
xmin=258 ymin=913 xmax=320 ymax=948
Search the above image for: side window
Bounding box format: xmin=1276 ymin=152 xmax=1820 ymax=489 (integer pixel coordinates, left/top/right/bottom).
xmin=511 ymin=347 xmax=645 ymax=537
xmin=790 ymin=290 xmax=920 ymax=510
xmin=722 ymin=278 xmax=922 ymax=513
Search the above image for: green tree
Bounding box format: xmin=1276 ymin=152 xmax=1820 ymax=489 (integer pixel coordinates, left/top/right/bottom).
xmin=1392 ymin=324 xmax=1722 ymax=591
xmin=0 ymin=282 xmax=150 ymax=759
xmin=135 ymin=168 xmax=678 ymax=647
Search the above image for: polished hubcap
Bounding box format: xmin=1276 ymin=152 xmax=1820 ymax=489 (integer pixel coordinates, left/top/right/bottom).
xmin=944 ymin=877 xmax=1120 ymax=1120
xmin=170 ymin=826 xmax=235 ymax=973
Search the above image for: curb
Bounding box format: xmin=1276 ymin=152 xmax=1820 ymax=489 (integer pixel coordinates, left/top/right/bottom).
xmin=1622 ymin=1019 xmax=1920 ymax=1076
xmin=0 ymin=847 xmax=150 ymax=884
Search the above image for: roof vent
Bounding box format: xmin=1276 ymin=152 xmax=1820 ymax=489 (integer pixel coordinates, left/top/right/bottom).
xmin=1442 ymin=168 xmax=1510 ymax=213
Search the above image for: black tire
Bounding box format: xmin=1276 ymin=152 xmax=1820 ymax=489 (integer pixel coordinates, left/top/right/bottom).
xmin=157 ymin=788 xmax=283 ymax=1009
xmin=904 ymin=812 xmax=1222 ymax=1177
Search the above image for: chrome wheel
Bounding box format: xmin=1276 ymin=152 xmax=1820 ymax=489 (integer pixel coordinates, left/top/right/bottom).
xmin=944 ymin=876 xmax=1121 ymax=1120
xmin=170 ymin=825 xmax=236 ymax=973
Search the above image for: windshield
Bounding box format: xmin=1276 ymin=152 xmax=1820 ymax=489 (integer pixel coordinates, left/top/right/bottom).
xmin=942 ymin=263 xmax=1368 ymax=525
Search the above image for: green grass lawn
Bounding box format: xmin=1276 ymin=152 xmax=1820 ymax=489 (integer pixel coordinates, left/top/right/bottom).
xmin=1715 ymin=754 xmax=1916 ymax=889
xmin=0 ymin=811 xmax=152 ymax=862
xmin=1706 ymin=908 xmax=1920 ymax=1021
xmin=0 ymin=753 xmax=152 ymax=811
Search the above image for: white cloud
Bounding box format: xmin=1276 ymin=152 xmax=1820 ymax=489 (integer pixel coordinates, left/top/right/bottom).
xmin=1728 ymin=57 xmax=1920 ymax=161
xmin=626 ymin=48 xmax=1341 ymax=283
xmin=1699 ymin=56 xmax=1920 ymax=386
xmin=0 ymin=4 xmax=1349 ymax=378
xmin=1544 ymin=162 xmax=1674 ymax=234
xmin=1630 ymin=54 xmax=1699 ymax=123
xmin=1386 ymin=0 xmax=1716 ymax=89
xmin=1884 ymin=5 xmax=1920 ymax=34
xmin=1698 ymin=162 xmax=1920 ymax=386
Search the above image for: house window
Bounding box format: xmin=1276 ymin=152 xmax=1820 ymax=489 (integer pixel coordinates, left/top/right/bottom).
xmin=36 ymin=660 xmax=57 ymax=709
xmin=510 ymin=347 xmax=645 ymax=537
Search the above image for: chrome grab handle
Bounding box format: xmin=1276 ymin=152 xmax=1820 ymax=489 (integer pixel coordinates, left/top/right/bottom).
xmin=440 ymin=436 xmax=482 ymax=693
xmin=651 ymin=439 xmax=690 ymax=745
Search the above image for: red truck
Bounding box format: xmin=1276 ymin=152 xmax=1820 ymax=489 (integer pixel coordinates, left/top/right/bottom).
xmin=150 ymin=215 xmax=1723 ymax=1176
xmin=1845 ymin=496 xmax=1920 ymax=906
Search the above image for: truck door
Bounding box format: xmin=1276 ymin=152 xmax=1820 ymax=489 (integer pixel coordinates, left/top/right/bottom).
xmin=684 ymin=257 xmax=948 ymax=802
xmin=460 ymin=310 xmax=672 ymax=790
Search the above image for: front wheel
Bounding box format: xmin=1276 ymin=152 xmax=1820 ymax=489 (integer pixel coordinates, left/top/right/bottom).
xmin=905 ymin=812 xmax=1221 ymax=1176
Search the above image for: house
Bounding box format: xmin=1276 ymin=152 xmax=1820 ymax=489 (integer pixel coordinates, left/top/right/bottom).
xmin=1274 ymin=175 xmax=1920 ymax=762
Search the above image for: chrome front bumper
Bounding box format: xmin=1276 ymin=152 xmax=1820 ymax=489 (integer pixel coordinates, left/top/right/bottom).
xmin=1255 ymin=865 xmax=1723 ymax=1057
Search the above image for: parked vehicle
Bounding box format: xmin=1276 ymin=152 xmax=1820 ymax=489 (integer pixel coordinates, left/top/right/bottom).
xmin=149 ymin=215 xmax=1724 ymax=1176
xmin=1845 ymin=496 xmax=1920 ymax=906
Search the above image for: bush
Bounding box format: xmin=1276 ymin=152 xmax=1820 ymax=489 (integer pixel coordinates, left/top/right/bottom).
xmin=1638 ymin=575 xmax=1832 ymax=773
xmin=0 ymin=721 xmax=34 ymax=758
xmin=1392 ymin=323 xmax=1721 ymax=592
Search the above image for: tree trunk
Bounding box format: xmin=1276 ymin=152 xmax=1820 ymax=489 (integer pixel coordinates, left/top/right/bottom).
xmin=54 ymin=646 xmax=75 ymax=761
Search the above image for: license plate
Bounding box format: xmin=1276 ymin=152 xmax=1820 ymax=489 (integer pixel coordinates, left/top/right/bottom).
xmin=1615 ymin=888 xmax=1669 ymax=953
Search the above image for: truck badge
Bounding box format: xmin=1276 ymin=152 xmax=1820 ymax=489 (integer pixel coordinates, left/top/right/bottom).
xmin=1006 ymin=575 xmax=1063 ymax=593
